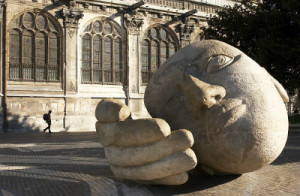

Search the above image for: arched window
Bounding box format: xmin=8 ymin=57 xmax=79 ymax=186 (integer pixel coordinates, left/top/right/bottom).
xmin=142 ymin=26 xmax=178 ymax=84
xmin=81 ymin=18 xmax=126 ymax=84
xmin=9 ymin=11 xmax=62 ymax=82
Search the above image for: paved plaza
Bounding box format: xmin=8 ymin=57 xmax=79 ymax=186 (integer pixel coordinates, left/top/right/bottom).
xmin=0 ymin=129 xmax=299 ymax=196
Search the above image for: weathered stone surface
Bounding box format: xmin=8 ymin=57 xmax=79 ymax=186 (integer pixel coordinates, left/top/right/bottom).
xmin=95 ymin=101 xmax=195 ymax=185
xmin=95 ymin=40 xmax=289 ymax=185
xmin=95 ymin=99 xmax=131 ymax=123
xmin=104 ymin=129 xmax=193 ymax=166
xmin=110 ymin=149 xmax=197 ymax=181
xmin=145 ymin=39 xmax=289 ymax=175
xmin=96 ymin=118 xmax=171 ymax=147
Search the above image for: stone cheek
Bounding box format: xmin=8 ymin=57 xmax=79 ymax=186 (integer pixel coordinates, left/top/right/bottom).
xmin=145 ymin=40 xmax=289 ymax=175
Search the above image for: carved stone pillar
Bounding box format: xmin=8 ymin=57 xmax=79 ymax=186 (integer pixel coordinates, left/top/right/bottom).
xmin=124 ymin=13 xmax=143 ymax=101
xmin=177 ymin=18 xmax=194 ymax=48
xmin=0 ymin=1 xmax=5 ymax=96
xmin=124 ymin=13 xmax=144 ymax=35
xmin=0 ymin=0 xmax=6 ymax=132
xmin=58 ymin=1 xmax=83 ymax=94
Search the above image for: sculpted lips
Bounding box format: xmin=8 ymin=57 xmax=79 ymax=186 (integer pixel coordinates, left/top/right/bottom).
xmin=207 ymin=98 xmax=247 ymax=133
xmin=221 ymin=104 xmax=246 ymax=128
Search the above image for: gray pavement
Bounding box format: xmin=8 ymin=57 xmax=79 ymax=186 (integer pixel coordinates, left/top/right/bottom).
xmin=0 ymin=130 xmax=299 ymax=196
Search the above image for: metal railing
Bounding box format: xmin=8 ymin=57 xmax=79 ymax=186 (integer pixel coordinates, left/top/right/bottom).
xmin=81 ymin=69 xmax=124 ymax=84
xmin=9 ymin=63 xmax=60 ymax=82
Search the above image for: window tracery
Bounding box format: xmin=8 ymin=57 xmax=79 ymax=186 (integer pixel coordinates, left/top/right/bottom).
xmin=141 ymin=26 xmax=178 ymax=84
xmin=81 ymin=18 xmax=126 ymax=84
xmin=9 ymin=11 xmax=62 ymax=82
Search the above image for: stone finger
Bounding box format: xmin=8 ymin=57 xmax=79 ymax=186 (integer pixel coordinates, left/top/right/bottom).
xmin=110 ymin=148 xmax=197 ymax=181
xmin=95 ymin=99 xmax=131 ymax=123
xmin=105 ymin=129 xmax=194 ymax=166
xmin=96 ymin=118 xmax=171 ymax=146
xmin=95 ymin=122 xmax=118 ymax=147
xmin=96 ymin=118 xmax=171 ymax=147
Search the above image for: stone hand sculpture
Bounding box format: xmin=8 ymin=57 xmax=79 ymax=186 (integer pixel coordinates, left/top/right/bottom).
xmin=95 ymin=99 xmax=197 ymax=185
xmin=95 ymin=40 xmax=289 ymax=185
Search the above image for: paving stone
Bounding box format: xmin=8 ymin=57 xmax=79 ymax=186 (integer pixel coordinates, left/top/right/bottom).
xmin=0 ymin=131 xmax=299 ymax=196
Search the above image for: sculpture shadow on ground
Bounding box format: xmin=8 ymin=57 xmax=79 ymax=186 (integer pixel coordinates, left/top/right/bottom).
xmin=147 ymin=171 xmax=240 ymax=195
xmin=0 ymin=131 xmax=299 ymax=195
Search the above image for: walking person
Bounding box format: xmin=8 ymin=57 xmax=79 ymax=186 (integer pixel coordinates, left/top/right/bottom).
xmin=43 ymin=110 xmax=52 ymax=133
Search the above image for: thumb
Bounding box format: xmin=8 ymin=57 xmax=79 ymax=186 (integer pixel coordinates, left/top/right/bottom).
xmin=95 ymin=99 xmax=131 ymax=123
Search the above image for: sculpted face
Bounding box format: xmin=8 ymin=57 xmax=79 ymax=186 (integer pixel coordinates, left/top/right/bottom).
xmin=145 ymin=40 xmax=289 ymax=175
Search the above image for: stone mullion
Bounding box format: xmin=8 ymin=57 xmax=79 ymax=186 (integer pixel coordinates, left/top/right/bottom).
xmin=20 ymin=32 xmax=23 ymax=80
xmin=101 ymin=36 xmax=104 ymax=84
xmin=45 ymin=34 xmax=49 ymax=81
xmin=33 ymin=14 xmax=37 ymax=82
xmin=0 ymin=0 xmax=4 ymax=101
xmin=59 ymin=35 xmax=63 ymax=82
xmin=148 ymin=41 xmax=151 ymax=81
xmin=158 ymin=41 xmax=161 ymax=68
xmin=90 ymin=35 xmax=93 ymax=83
xmin=147 ymin=43 xmax=150 ymax=82
xmin=111 ymin=37 xmax=116 ymax=83
xmin=122 ymin=38 xmax=125 ymax=84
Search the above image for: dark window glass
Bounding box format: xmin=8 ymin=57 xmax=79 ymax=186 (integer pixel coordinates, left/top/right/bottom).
xmin=23 ymin=13 xmax=34 ymax=28
xmin=93 ymin=36 xmax=102 ymax=83
xmin=9 ymin=12 xmax=61 ymax=82
xmin=36 ymin=15 xmax=46 ymax=30
xmin=36 ymin=33 xmax=46 ymax=81
xmin=48 ymin=33 xmax=59 ymax=81
xmin=160 ymin=29 xmax=167 ymax=40
xmin=93 ymin=21 xmax=102 ymax=33
xmin=104 ymin=22 xmax=112 ymax=34
xmin=169 ymin=43 xmax=175 ymax=57
xmin=141 ymin=27 xmax=178 ymax=84
xmin=141 ymin=41 xmax=149 ymax=83
xmin=9 ymin=30 xmax=20 ymax=80
xmin=82 ymin=34 xmax=91 ymax=82
xmin=160 ymin=42 xmax=167 ymax=65
xmin=103 ymin=37 xmax=112 ymax=83
xmin=150 ymin=28 xmax=158 ymax=39
xmin=81 ymin=18 xmax=125 ymax=84
xmin=22 ymin=31 xmax=34 ymax=80
xmin=114 ymin=38 xmax=122 ymax=83
xmin=150 ymin=42 xmax=158 ymax=72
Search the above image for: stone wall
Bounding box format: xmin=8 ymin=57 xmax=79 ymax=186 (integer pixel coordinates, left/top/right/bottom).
xmin=6 ymin=96 xmax=129 ymax=132
xmin=0 ymin=0 xmax=218 ymax=133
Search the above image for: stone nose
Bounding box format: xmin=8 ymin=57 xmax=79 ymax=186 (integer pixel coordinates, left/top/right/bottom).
xmin=177 ymin=72 xmax=226 ymax=118
xmin=201 ymin=85 xmax=226 ymax=108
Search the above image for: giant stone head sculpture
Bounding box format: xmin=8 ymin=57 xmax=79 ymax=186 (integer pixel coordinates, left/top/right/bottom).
xmin=145 ymin=40 xmax=289 ymax=175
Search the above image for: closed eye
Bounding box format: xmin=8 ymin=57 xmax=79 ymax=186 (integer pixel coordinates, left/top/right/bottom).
xmin=206 ymin=54 xmax=234 ymax=73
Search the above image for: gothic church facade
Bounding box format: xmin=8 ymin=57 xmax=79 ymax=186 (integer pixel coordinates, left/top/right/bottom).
xmin=0 ymin=0 xmax=238 ymax=132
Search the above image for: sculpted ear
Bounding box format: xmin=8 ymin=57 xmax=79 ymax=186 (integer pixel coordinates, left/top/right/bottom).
xmin=262 ymin=68 xmax=289 ymax=103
